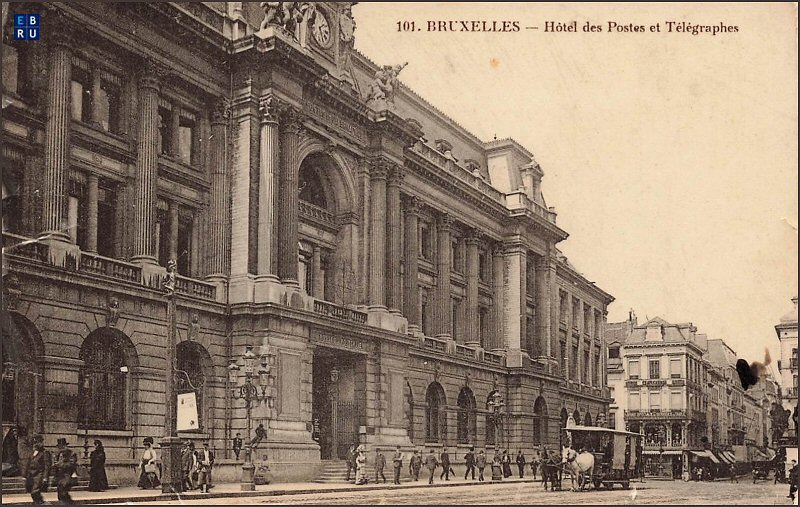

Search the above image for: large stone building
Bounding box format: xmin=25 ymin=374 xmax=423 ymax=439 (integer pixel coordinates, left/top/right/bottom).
xmin=1 ymin=2 xmax=613 ymax=485
xmin=775 ymin=297 xmax=798 ymax=443
xmin=605 ymin=313 xmax=778 ymax=479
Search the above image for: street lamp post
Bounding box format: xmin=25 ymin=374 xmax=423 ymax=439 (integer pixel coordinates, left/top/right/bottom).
xmin=82 ymin=376 xmax=90 ymax=460
xmin=487 ymin=391 xmax=505 ymax=451
xmin=229 ymin=344 xmax=274 ymax=491
xmin=161 ymin=260 xmax=183 ymax=494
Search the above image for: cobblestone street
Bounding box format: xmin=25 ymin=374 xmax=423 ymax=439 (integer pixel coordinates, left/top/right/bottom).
xmin=151 ymin=480 xmax=797 ymax=505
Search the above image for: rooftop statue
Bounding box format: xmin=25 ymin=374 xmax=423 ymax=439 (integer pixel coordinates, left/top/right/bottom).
xmin=259 ymin=2 xmax=316 ymax=46
xmin=366 ymin=62 xmax=408 ymax=106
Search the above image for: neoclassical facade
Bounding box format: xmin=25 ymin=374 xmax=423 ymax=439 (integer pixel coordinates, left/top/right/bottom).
xmin=1 ymin=2 xmax=613 ymax=484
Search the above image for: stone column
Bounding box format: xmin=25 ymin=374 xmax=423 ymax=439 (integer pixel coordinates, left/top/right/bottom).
xmin=491 ymin=244 xmax=505 ymax=352
xmin=85 ymin=174 xmax=99 ymax=253
xmin=434 ymin=213 xmax=452 ymax=340
xmin=168 ymin=202 xmax=179 ymax=264
xmin=277 ymin=108 xmax=302 ymax=287
xmin=464 ymin=229 xmax=480 ymax=347
xmin=385 ymin=166 xmax=403 ymax=314
xmin=576 ymin=299 xmax=585 ymax=384
xmin=547 ymin=254 xmax=560 ymax=369
xmin=207 ymin=100 xmax=230 ymax=277
xmin=403 ymin=195 xmax=421 ymax=332
xmin=41 ymin=33 xmax=72 ymax=242
xmin=599 ymin=312 xmax=607 ymax=389
xmin=131 ymin=66 xmax=162 ymax=264
xmin=170 ymin=104 xmax=181 ymax=158
xmin=312 ymin=246 xmax=323 ymax=298
xmin=502 ymin=238 xmax=525 ymax=351
xmin=229 ymin=86 xmax=258 ymax=288
xmin=256 ymin=97 xmax=278 ymax=278
xmin=368 ymin=160 xmax=388 ymax=310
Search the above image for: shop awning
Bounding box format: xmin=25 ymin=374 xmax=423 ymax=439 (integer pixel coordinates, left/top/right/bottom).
xmin=642 ymin=450 xmax=683 ymax=455
xmin=713 ymin=451 xmax=733 ymax=464
xmin=722 ymin=451 xmax=737 ymax=462
xmin=690 ymin=450 xmax=720 ymax=463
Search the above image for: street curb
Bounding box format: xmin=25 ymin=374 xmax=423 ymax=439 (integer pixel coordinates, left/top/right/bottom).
xmin=2 ymin=478 xmax=542 ymax=505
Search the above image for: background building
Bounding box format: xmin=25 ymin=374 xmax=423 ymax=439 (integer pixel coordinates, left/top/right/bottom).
xmin=775 ymin=296 xmax=798 ymax=445
xmin=1 ymin=2 xmax=613 ymax=485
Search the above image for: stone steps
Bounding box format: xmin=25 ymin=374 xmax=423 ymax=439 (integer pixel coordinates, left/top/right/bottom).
xmin=1 ymin=477 xmax=119 ymax=495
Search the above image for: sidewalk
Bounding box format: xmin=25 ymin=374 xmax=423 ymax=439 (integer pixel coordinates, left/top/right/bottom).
xmin=2 ymin=476 xmax=539 ymax=505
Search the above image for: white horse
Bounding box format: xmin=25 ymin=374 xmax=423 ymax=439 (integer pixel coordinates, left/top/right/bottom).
xmin=561 ymin=446 xmax=595 ymax=491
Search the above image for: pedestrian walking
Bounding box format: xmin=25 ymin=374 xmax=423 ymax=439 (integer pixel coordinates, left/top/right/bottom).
xmin=392 ymin=446 xmax=403 ymax=485
xmin=463 ymin=446 xmax=476 ymax=480
xmin=516 ymin=450 xmax=526 ymax=478
xmin=729 ymin=463 xmax=738 ymax=483
xmin=374 ymin=448 xmax=387 ymax=484
xmin=788 ymin=460 xmax=798 ymax=502
xmin=345 ymin=443 xmax=356 ymax=482
xmin=88 ymin=440 xmax=108 ymax=492
xmin=501 ymin=449 xmax=512 ymax=478
xmin=53 ymin=438 xmax=78 ymax=504
xmin=439 ymin=447 xmax=453 ymax=480
xmin=197 ymin=441 xmax=214 ymax=493
xmin=24 ymin=434 xmax=50 ymax=505
xmin=232 ymin=433 xmax=243 ymax=460
xmin=409 ymin=449 xmax=422 ymax=481
xmin=530 ymin=455 xmax=539 ymax=480
xmin=355 ymin=445 xmax=367 ymax=485
xmin=137 ymin=437 xmax=160 ymax=489
xmin=2 ymin=426 xmax=20 ymax=477
xmin=181 ymin=441 xmax=196 ymax=490
xmin=17 ymin=426 xmax=32 ymax=482
xmin=476 ymin=449 xmax=487 ymax=481
xmin=425 ymin=448 xmax=439 ymax=485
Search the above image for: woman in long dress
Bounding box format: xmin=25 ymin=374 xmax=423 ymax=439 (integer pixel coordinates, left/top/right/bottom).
xmin=355 ymin=446 xmax=367 ymax=485
xmin=137 ymin=437 xmax=161 ymax=489
xmin=501 ymin=450 xmax=513 ymax=478
xmin=88 ymin=439 xmax=109 ymax=491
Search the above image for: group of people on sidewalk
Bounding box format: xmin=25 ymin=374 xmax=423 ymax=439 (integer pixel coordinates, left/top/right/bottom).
xmin=2 ymin=426 xmax=109 ymax=505
xmin=135 ymin=436 xmax=215 ymax=493
xmin=344 ymin=443 xmax=544 ymax=486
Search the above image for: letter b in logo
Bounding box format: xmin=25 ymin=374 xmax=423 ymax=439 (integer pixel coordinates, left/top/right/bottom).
xmin=13 ymin=13 xmax=40 ymax=40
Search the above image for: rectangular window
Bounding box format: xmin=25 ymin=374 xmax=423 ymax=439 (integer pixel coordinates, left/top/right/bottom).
xmin=71 ymin=66 xmax=92 ymax=123
xmin=629 ymin=360 xmax=640 ymax=379
xmin=526 ymin=315 xmax=536 ymax=357
xmin=571 ymin=345 xmax=579 ymax=381
xmin=649 ymin=391 xmax=661 ymax=411
xmin=560 ymin=342 xmax=566 ymax=377
xmin=419 ymin=223 xmax=432 ymax=260
xmin=2 ymin=168 xmax=23 ymax=234
xmin=68 ymin=174 xmax=87 ymax=249
xmin=157 ymin=106 xmax=172 ymax=155
xmin=669 ymin=358 xmax=681 ymax=378
xmin=177 ymin=215 xmax=192 ymax=277
xmin=2 ymin=42 xmax=19 ymax=94
xmin=178 ymin=116 xmax=195 ymax=165
xmin=479 ymin=307 xmax=488 ymax=348
xmin=299 ymin=251 xmax=311 ymax=294
xmin=451 ymin=299 xmax=459 ymax=339
xmin=649 ymin=359 xmax=661 ymax=379
xmin=609 ymin=347 xmax=620 ymax=359
xmin=670 ymin=391 xmax=682 ymax=410
xmin=629 ymin=392 xmax=640 ymax=411
xmin=96 ymin=80 xmax=121 ymax=133
xmin=559 ymin=292 xmax=567 ymax=323
xmin=478 ymin=251 xmax=488 ymax=281
xmin=96 ymin=182 xmax=117 ymax=258
xmin=155 ymin=204 xmax=169 ymax=267
xmin=583 ymin=351 xmax=590 ymax=383
xmin=421 ymin=296 xmax=429 ymax=336
xmin=572 ymin=299 xmax=579 ymax=328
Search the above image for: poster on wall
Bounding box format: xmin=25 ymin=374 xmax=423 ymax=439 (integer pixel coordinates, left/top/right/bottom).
xmin=177 ymin=392 xmax=199 ymax=431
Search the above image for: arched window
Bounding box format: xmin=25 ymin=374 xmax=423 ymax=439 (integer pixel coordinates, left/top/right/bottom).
xmin=572 ymin=409 xmax=582 ymax=426
xmin=533 ymin=396 xmax=548 ymax=445
xmin=176 ymin=341 xmax=209 ymax=431
xmin=79 ymin=329 xmax=134 ymax=430
xmin=299 ymin=158 xmax=329 ymax=210
xmin=425 ymin=382 xmax=446 ymax=443
xmin=457 ymin=387 xmax=476 ymax=444
xmin=559 ymin=407 xmax=569 ymax=447
xmin=584 ymin=412 xmax=593 ymax=427
xmin=1 ymin=311 xmax=43 ymax=429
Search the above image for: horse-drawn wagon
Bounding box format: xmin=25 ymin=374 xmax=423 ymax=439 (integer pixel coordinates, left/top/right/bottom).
xmin=560 ymin=425 xmax=642 ymax=491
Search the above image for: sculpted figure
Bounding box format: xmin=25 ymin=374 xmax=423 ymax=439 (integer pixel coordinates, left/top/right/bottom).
xmin=259 ymin=2 xmax=283 ymax=30
xmin=367 ymin=62 xmax=408 ymax=104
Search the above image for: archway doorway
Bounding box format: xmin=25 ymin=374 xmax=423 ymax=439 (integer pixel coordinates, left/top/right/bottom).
xmin=457 ymin=387 xmax=476 ymax=445
xmin=176 ymin=341 xmax=211 ymax=432
xmin=426 ymin=382 xmax=447 ymax=443
xmin=1 ymin=311 xmax=43 ymax=434
xmin=533 ymin=396 xmax=547 ymax=446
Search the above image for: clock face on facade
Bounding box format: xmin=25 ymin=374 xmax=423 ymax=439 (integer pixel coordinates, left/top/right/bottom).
xmin=311 ymin=10 xmax=332 ymax=49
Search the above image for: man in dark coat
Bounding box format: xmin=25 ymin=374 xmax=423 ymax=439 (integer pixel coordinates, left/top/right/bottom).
xmin=409 ymin=450 xmax=422 ymax=481
xmin=232 ymin=433 xmax=243 ymax=460
xmin=439 ymin=448 xmax=452 ymax=481
xmin=181 ymin=441 xmax=196 ymax=490
xmin=345 ymin=444 xmax=356 ymax=482
xmin=425 ymin=449 xmax=439 ymax=485
xmin=476 ymin=449 xmax=487 ymax=481
xmin=374 ymin=448 xmax=386 ymax=484
xmin=788 ymin=460 xmax=798 ymax=502
xmin=463 ymin=446 xmax=476 ymax=480
xmin=392 ymin=446 xmax=403 ymax=485
xmin=516 ymin=450 xmax=527 ymax=478
xmin=197 ymin=441 xmax=215 ymax=493
xmin=2 ymin=426 xmax=19 ymax=476
xmin=53 ymin=438 xmax=78 ymax=504
xmin=24 ymin=434 xmax=50 ymax=505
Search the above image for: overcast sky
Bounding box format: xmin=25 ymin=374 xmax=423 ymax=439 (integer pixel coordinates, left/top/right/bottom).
xmin=353 ymin=2 xmax=798 ymax=377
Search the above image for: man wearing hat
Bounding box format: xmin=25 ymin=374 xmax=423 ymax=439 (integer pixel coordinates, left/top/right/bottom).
xmin=53 ymin=438 xmax=78 ymax=504
xmin=24 ymin=434 xmax=51 ymax=505
xmin=197 ymin=441 xmax=215 ymax=493
xmin=408 ymin=449 xmax=422 ymax=481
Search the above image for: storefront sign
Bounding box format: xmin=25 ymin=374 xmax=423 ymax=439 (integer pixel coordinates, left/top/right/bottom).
xmin=304 ymin=101 xmax=367 ymax=144
xmin=311 ymin=330 xmax=370 ymax=354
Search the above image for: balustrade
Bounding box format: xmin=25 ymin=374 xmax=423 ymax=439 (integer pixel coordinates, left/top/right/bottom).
xmin=312 ymin=299 xmax=367 ymax=324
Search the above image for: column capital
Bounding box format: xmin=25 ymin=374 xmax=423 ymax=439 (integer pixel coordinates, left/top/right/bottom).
xmin=464 ymin=228 xmax=481 ymax=246
xmin=437 ymin=212 xmax=453 ymax=232
xmin=259 ymin=95 xmax=282 ymax=125
xmin=211 ymin=98 xmax=231 ymax=125
xmin=138 ymin=60 xmax=169 ymax=91
xmin=367 ymin=157 xmax=390 ymax=180
xmin=491 ymin=242 xmax=505 ymax=258
xmin=387 ymin=165 xmax=405 ymax=187
xmin=277 ymin=105 xmax=305 ymax=134
xmin=404 ymin=194 xmax=421 ymax=216
xmin=336 ymin=211 xmax=360 ymax=226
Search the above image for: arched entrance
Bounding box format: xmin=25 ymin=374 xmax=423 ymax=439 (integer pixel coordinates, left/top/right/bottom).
xmin=584 ymin=412 xmax=593 ymax=427
xmin=1 ymin=311 xmax=43 ymax=433
xmin=176 ymin=341 xmax=212 ymax=432
xmin=533 ymin=396 xmax=547 ymax=446
xmin=425 ymin=382 xmax=447 ymax=443
xmin=559 ymin=407 xmax=569 ymax=447
xmin=457 ymin=387 xmax=476 ymax=444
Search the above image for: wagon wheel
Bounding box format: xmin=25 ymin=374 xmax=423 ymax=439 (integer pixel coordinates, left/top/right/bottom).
xmin=621 ymin=480 xmax=630 ymax=490
xmin=593 ymin=478 xmax=602 ymax=489
xmin=603 ymin=481 xmax=613 ymax=489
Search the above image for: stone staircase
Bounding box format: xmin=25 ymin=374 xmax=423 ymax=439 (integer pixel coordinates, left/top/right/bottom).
xmin=1 ymin=475 xmax=119 ymax=495
xmin=313 ymin=460 xmax=417 ymax=484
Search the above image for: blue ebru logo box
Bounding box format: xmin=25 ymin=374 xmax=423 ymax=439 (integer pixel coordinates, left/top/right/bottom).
xmin=13 ymin=14 xmax=40 ymax=40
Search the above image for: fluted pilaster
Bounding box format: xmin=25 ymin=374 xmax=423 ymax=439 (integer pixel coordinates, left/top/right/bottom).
xmin=41 ymin=33 xmax=72 ymax=241
xmin=257 ymin=96 xmax=279 ymax=278
xmin=207 ymin=99 xmax=230 ymax=276
xmin=131 ymin=65 xmax=162 ymax=263
xmin=368 ymin=160 xmax=388 ymax=309
xmin=168 ymin=202 xmax=179 ymax=263
xmin=385 ymin=166 xmax=403 ymax=313
xmin=464 ymin=230 xmax=480 ymax=346
xmin=86 ymin=174 xmax=98 ymax=253
xmin=277 ymin=107 xmax=303 ymax=285
xmin=434 ymin=213 xmax=452 ymax=339
xmin=403 ymin=196 xmax=421 ymax=329
xmin=502 ymin=239 xmax=525 ymax=351
xmin=491 ymin=243 xmax=505 ymax=352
